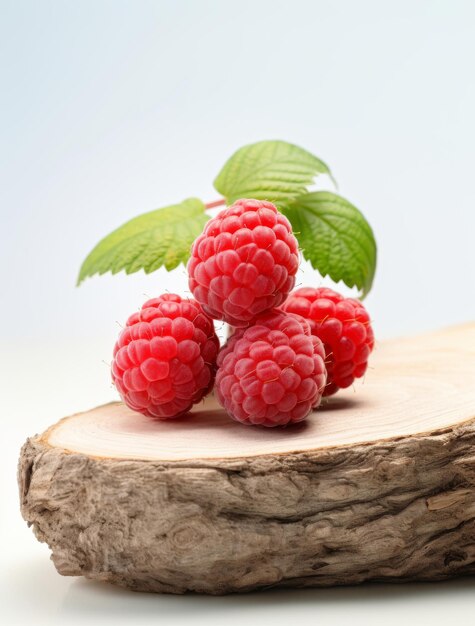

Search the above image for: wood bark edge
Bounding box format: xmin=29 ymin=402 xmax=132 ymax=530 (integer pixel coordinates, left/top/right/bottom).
xmin=18 ymin=415 xmax=475 ymax=594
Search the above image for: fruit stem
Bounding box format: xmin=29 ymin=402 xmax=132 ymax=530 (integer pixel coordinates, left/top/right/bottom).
xmin=205 ymin=198 xmax=226 ymax=210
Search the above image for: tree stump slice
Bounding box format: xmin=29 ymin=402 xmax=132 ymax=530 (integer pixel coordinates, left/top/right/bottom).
xmin=18 ymin=324 xmax=475 ymax=594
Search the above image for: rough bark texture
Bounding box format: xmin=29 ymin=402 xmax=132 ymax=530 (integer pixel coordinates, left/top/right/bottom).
xmin=19 ymin=418 xmax=475 ymax=594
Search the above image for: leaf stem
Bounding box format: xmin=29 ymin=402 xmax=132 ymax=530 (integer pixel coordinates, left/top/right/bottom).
xmin=205 ymin=198 xmax=226 ymax=210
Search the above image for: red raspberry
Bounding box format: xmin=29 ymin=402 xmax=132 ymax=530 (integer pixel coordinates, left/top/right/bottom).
xmin=215 ymin=309 xmax=326 ymax=427
xmin=188 ymin=199 xmax=299 ymax=326
xmin=111 ymin=294 xmax=219 ymax=419
xmin=282 ymin=287 xmax=374 ymax=396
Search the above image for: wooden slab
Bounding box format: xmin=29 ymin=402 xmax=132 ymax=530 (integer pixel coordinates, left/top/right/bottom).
xmin=18 ymin=324 xmax=475 ymax=594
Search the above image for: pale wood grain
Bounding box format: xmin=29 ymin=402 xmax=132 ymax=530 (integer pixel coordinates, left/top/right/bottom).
xmin=18 ymin=324 xmax=475 ymax=594
xmin=43 ymin=323 xmax=475 ymax=460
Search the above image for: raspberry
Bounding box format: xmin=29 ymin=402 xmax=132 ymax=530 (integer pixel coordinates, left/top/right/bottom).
xmin=282 ymin=287 xmax=374 ymax=396
xmin=111 ymin=294 xmax=219 ymax=419
xmin=188 ymin=199 xmax=299 ymax=326
xmin=215 ymin=309 xmax=326 ymax=427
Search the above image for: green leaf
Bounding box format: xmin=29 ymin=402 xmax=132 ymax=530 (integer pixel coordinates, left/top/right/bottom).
xmin=214 ymin=140 xmax=335 ymax=206
xmin=77 ymin=198 xmax=208 ymax=285
xmin=283 ymin=191 xmax=377 ymax=297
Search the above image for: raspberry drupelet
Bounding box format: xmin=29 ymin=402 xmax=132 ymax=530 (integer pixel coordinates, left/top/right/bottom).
xmin=215 ymin=309 xmax=327 ymax=427
xmin=282 ymin=287 xmax=374 ymax=396
xmin=111 ymin=294 xmax=219 ymax=419
xmin=188 ymin=199 xmax=300 ymax=326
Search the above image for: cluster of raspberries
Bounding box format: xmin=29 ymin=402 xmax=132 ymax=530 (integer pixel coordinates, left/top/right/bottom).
xmin=112 ymin=199 xmax=374 ymax=427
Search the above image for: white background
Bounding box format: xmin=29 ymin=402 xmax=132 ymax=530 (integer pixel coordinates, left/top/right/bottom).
xmin=1 ymin=1 xmax=474 ymax=624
